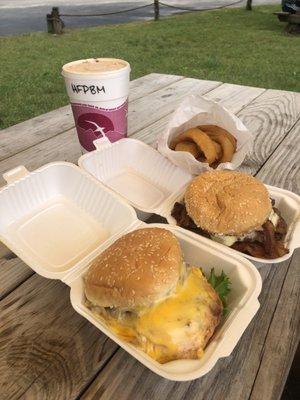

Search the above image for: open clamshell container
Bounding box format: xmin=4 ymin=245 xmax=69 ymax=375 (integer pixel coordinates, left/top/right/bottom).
xmin=79 ymin=138 xmax=300 ymax=264
xmin=0 ymin=161 xmax=261 ymax=381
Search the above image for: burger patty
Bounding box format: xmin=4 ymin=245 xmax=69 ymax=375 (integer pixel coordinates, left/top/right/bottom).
xmin=171 ymin=201 xmax=289 ymax=259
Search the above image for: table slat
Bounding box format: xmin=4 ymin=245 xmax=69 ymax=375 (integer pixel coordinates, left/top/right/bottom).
xmin=237 ymin=89 xmax=300 ymax=175
xmin=249 ymin=250 xmax=300 ymax=400
xmin=0 ymin=275 xmax=118 ymax=400
xmin=128 ymin=78 xmax=221 ymax=134
xmin=0 ymin=256 xmax=32 ymax=300
xmin=255 ymin=119 xmax=300 ymax=193
xmin=134 ymin=83 xmax=265 ymax=145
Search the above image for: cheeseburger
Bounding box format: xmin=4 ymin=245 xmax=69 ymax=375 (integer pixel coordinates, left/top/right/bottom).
xmin=84 ymin=228 xmax=224 ymax=363
xmin=172 ymin=171 xmax=288 ymax=259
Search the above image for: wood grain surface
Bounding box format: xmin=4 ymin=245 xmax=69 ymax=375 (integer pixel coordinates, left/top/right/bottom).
xmin=0 ymin=275 xmax=118 ymax=400
xmin=250 ymin=251 xmax=300 ymax=400
xmin=0 ymin=255 xmax=33 ymax=301
xmin=257 ymin=119 xmax=300 ymax=192
xmin=134 ymin=82 xmax=265 ymax=146
xmin=0 ymin=74 xmax=299 ymax=400
xmin=238 ymin=89 xmax=300 ymax=175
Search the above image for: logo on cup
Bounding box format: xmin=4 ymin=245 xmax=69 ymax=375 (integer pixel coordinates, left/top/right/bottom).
xmin=78 ymin=112 xmax=114 ymax=135
xmin=76 ymin=112 xmax=123 ymax=151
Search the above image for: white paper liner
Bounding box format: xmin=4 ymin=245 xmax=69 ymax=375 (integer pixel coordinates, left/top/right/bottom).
xmin=157 ymin=94 xmax=253 ymax=175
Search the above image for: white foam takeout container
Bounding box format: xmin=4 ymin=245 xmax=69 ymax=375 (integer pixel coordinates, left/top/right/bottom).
xmin=79 ymin=137 xmax=300 ymax=264
xmin=0 ymin=161 xmax=262 ymax=381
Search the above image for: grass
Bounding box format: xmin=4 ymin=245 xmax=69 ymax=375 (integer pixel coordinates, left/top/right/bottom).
xmin=0 ymin=5 xmax=299 ymax=129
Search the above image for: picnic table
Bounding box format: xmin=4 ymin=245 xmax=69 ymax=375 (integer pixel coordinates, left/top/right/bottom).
xmin=0 ymin=73 xmax=299 ymax=400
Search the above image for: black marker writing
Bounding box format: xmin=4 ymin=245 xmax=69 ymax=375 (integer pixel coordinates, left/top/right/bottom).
xmin=71 ymin=84 xmax=106 ymax=95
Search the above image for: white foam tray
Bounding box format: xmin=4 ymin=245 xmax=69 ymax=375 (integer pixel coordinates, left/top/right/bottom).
xmin=0 ymin=161 xmax=261 ymax=381
xmin=0 ymin=163 xmax=137 ymax=280
xmin=164 ymin=185 xmax=300 ymax=264
xmin=79 ymin=138 xmax=300 ymax=264
xmin=70 ymin=223 xmax=261 ymax=381
xmin=78 ymin=137 xmax=192 ymax=220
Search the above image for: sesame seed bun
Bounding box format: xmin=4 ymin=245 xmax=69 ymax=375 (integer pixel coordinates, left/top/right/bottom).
xmin=84 ymin=228 xmax=182 ymax=309
xmin=185 ymin=171 xmax=272 ymax=235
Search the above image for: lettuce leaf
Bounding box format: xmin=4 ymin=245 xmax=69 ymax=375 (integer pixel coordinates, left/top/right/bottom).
xmin=207 ymin=269 xmax=231 ymax=315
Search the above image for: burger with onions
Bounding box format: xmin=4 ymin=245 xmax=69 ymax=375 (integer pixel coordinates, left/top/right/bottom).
xmin=171 ymin=171 xmax=288 ymax=259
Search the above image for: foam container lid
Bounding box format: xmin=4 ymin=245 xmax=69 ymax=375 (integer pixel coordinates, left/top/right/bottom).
xmin=0 ymin=162 xmax=138 ymax=281
xmin=79 ymin=137 xmax=193 ymax=218
xmin=79 ymin=137 xmax=300 ymax=264
xmin=0 ymin=159 xmax=262 ymax=380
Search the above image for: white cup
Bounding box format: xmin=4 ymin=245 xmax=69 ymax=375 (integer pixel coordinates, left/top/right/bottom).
xmin=62 ymin=58 xmax=130 ymax=152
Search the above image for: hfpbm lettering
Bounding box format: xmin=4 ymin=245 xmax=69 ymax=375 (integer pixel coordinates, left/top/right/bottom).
xmin=71 ymin=84 xmax=106 ymax=95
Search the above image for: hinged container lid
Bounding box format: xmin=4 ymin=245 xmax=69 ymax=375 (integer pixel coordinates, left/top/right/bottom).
xmin=0 ymin=162 xmax=141 ymax=281
xmin=78 ymin=137 xmax=193 ymax=217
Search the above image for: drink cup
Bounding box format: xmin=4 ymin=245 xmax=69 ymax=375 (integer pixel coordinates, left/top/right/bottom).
xmin=62 ymin=58 xmax=130 ymax=152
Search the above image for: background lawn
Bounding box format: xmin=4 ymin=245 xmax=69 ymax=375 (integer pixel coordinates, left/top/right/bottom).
xmin=0 ymin=5 xmax=299 ymax=129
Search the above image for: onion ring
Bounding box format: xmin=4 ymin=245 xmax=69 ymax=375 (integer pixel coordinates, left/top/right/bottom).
xmin=212 ymin=141 xmax=222 ymax=160
xmin=198 ymin=125 xmax=237 ymax=150
xmin=206 ymin=132 xmax=235 ymax=163
xmin=175 ymin=141 xmax=200 ymax=158
xmin=170 ymin=128 xmax=217 ymax=165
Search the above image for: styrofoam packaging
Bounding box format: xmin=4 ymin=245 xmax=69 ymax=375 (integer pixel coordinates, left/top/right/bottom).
xmin=78 ymin=137 xmax=193 ymax=220
xmin=0 ymin=163 xmax=137 ymax=280
xmin=163 ymin=185 xmax=300 ymax=264
xmin=70 ymin=223 xmax=262 ymax=381
xmin=157 ymin=95 xmax=253 ymax=175
xmin=62 ymin=58 xmax=130 ymax=152
xmin=0 ymin=163 xmax=261 ymax=380
xmin=79 ymin=138 xmax=300 ymax=264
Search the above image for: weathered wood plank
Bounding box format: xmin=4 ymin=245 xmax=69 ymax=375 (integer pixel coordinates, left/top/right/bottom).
xmin=250 ymin=250 xmax=300 ymax=400
xmin=0 ymin=128 xmax=80 ymax=187
xmin=134 ymin=82 xmax=266 ymax=145
xmin=237 ymin=89 xmax=300 ymax=175
xmin=256 ymin=119 xmax=300 ymax=193
xmin=205 ymin=83 xmax=265 ymax=114
xmin=0 ymin=105 xmax=72 ymax=162
xmin=0 ymin=275 xmax=118 ymax=400
xmin=0 ymin=73 xmax=183 ymax=163
xmin=129 ymin=73 xmax=183 ymax=101
xmin=128 ymin=78 xmax=221 ymax=134
xmin=245 ymin=118 xmax=300 ymax=400
xmin=0 ymin=255 xmax=33 ymax=301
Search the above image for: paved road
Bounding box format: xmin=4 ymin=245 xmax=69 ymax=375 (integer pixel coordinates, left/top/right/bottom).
xmin=0 ymin=0 xmax=280 ymax=36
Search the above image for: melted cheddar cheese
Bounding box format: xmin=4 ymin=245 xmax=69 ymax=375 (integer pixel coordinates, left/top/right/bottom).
xmin=102 ymin=268 xmax=222 ymax=363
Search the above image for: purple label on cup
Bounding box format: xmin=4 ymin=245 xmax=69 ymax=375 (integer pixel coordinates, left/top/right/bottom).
xmin=71 ymin=100 xmax=128 ymax=151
